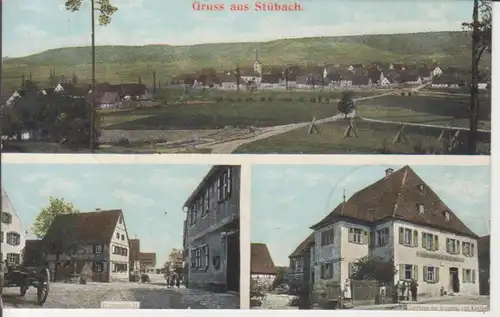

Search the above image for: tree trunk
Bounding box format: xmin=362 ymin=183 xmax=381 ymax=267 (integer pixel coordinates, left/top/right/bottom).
xmin=468 ymin=0 xmax=480 ymax=154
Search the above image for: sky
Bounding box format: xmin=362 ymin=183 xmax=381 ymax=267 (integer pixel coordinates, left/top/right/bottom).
xmin=251 ymin=164 xmax=491 ymax=267
xmin=2 ymin=163 xmax=212 ymax=266
xmin=3 ymin=0 xmax=473 ymax=57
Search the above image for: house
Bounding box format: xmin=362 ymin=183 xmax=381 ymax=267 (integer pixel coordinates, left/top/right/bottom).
xmin=399 ymin=74 xmax=423 ymax=85
xmin=139 ymin=252 xmax=156 ymax=273
xmin=54 ymin=83 xmax=88 ymax=97
xmin=260 ymin=74 xmax=281 ymax=89
xmin=129 ymin=239 xmax=141 ymax=273
xmin=309 ymin=166 xmax=479 ymax=298
xmin=42 ymin=208 xmax=131 ymax=282
xmin=5 ymin=89 xmax=41 ymax=107
xmin=431 ymin=75 xmax=462 ymax=89
xmin=239 ymin=68 xmax=262 ymax=85
xmin=351 ymin=76 xmax=372 ymax=88
xmin=92 ymin=91 xmax=121 ymax=109
xmin=216 ymin=73 xmax=238 ymax=90
xmin=251 ymin=243 xmax=277 ymax=291
xmin=40 ymin=88 xmax=55 ymax=96
xmin=183 ymin=165 xmax=240 ymax=292
xmin=431 ymin=65 xmax=444 ymax=78
xmin=478 ymin=235 xmax=490 ymax=295
xmin=417 ymin=67 xmax=431 ymax=81
xmin=288 ymin=233 xmax=315 ymax=292
xmin=1 ymin=188 xmax=26 ymax=265
xmin=380 ymin=76 xmax=395 ymax=88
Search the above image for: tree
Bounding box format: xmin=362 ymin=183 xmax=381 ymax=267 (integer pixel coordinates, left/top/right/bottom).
xmin=350 ymin=257 xmax=396 ymax=284
xmin=64 ymin=0 xmax=118 ymax=26
xmin=235 ymin=66 xmax=241 ymax=92
xmin=166 ymin=248 xmax=183 ymax=274
xmin=32 ymin=197 xmax=80 ymax=238
xmin=271 ymin=266 xmax=287 ymax=289
xmin=337 ymin=90 xmax=356 ymax=117
xmin=462 ymin=0 xmax=491 ymax=154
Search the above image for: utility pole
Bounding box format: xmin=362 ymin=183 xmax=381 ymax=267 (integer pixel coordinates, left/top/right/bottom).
xmin=90 ymin=0 xmax=96 ymax=152
xmin=468 ymin=0 xmax=480 ymax=154
xmin=153 ymin=70 xmax=156 ymax=93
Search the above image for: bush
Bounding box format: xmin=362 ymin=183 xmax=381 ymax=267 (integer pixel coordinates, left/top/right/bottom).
xmin=214 ymin=96 xmax=224 ymax=102
xmin=260 ymin=96 xmax=266 ymax=102
xmin=117 ymin=138 xmax=130 ymax=146
xmin=317 ymin=96 xmax=322 ymax=103
xmin=141 ymin=273 xmax=150 ymax=283
xmin=401 ymin=92 xmax=406 ymax=96
xmin=309 ymin=97 xmax=316 ymax=103
xmin=267 ymin=96 xmax=273 ymax=102
xmin=246 ymin=97 xmax=254 ymax=102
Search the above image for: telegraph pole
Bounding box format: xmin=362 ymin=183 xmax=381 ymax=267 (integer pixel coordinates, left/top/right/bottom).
xmin=468 ymin=0 xmax=480 ymax=154
xmin=90 ymin=0 xmax=96 ymax=152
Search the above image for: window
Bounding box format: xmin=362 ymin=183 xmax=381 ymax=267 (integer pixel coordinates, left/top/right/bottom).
xmin=6 ymin=253 xmax=20 ymax=265
xmin=119 ymin=217 xmax=123 ymax=224
xmin=399 ymin=264 xmax=418 ymax=280
xmin=213 ymin=256 xmax=221 ymax=270
xmin=199 ymin=198 xmax=204 ymax=216
xmin=418 ymin=204 xmax=425 ymax=214
xmin=418 ymin=184 xmax=425 ymax=193
xmin=422 ymin=232 xmax=439 ymax=251
xmin=92 ymin=262 xmax=104 ymax=272
xmin=320 ymin=262 xmax=333 ymax=279
xmin=423 ymin=266 xmax=439 ymax=283
xmin=462 ymin=269 xmax=476 ymax=283
xmin=121 ymin=234 xmax=125 ymax=241
xmin=348 ymin=227 xmax=367 ymax=244
xmin=0 ymin=231 xmax=3 ymax=243
xmin=375 ymin=228 xmax=390 ymax=246
xmin=446 ymin=238 xmax=461 ymax=254
xmin=113 ymin=263 xmax=128 ymax=272
xmin=116 ymin=233 xmax=120 ymax=239
xmin=462 ymin=242 xmax=475 ymax=257
xmin=1 ymin=212 xmax=12 ymax=224
xmin=195 ymin=248 xmax=201 ymax=268
xmin=190 ymin=205 xmax=198 ymax=225
xmin=295 ymin=258 xmax=304 ymax=273
xmin=94 ymin=244 xmax=103 ymax=254
xmin=443 ymin=211 xmax=451 ymax=221
xmin=203 ymin=245 xmax=209 ymax=269
xmin=217 ymin=177 xmax=222 ymax=201
xmin=6 ymin=232 xmax=20 ymax=246
xmin=321 ymin=228 xmax=334 ymax=246
xmin=202 ymin=191 xmax=210 ymax=217
xmin=190 ymin=250 xmax=196 ymax=270
xmin=399 ymin=227 xmax=418 ymax=247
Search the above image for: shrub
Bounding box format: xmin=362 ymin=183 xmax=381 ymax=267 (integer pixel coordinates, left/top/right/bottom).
xmin=214 ymin=96 xmax=224 ymax=102
xmin=117 ymin=138 xmax=130 ymax=146
xmin=309 ymin=97 xmax=316 ymax=103
xmin=260 ymin=96 xmax=266 ymax=102
xmin=267 ymin=96 xmax=273 ymax=102
xmin=246 ymin=97 xmax=254 ymax=102
xmin=400 ymin=92 xmax=406 ymax=96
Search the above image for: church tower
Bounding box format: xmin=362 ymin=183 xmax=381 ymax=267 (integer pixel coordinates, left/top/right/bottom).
xmin=253 ymin=47 xmax=262 ymax=75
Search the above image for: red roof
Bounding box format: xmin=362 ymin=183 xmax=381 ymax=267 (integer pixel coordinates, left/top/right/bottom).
xmin=251 ymin=243 xmax=276 ymax=275
xmin=289 ymin=233 xmax=315 ymax=258
xmin=311 ymin=166 xmax=478 ymax=238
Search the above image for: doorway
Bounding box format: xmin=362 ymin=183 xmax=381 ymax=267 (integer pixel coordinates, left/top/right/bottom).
xmin=226 ymin=231 xmax=240 ymax=292
xmin=449 ymin=267 xmax=460 ymax=293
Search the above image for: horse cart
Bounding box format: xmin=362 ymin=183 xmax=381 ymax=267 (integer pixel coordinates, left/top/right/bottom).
xmin=1 ymin=261 xmax=50 ymax=306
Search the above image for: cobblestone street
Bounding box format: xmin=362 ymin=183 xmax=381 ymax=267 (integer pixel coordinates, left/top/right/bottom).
xmin=2 ymin=275 xmax=239 ymax=309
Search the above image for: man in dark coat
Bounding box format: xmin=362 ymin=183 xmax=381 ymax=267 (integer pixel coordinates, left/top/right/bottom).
xmin=410 ymin=279 xmax=419 ymax=301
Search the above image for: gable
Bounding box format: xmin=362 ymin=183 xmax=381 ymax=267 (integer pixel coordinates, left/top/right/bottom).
xmin=110 ymin=211 xmax=129 ymax=246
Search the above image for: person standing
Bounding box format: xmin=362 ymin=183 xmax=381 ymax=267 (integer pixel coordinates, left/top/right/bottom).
xmin=410 ymin=279 xmax=419 ymax=301
xmin=400 ymin=281 xmax=407 ymax=301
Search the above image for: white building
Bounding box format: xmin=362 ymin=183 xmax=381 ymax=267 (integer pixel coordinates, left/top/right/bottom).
xmin=310 ymin=166 xmax=480 ymax=297
xmin=251 ymin=243 xmax=277 ymax=290
xmin=42 ymin=209 xmax=130 ymax=282
xmin=1 ymin=188 xmax=26 ymax=265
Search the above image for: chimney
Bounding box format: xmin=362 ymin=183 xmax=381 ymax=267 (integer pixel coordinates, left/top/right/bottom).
xmin=385 ymin=168 xmax=394 ymax=178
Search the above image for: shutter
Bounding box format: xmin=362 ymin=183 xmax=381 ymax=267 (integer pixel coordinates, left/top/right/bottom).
xmin=472 ymin=269 xmax=476 ymax=283
xmin=471 ymin=244 xmax=475 ymax=257
xmin=434 ymin=236 xmax=439 ymax=251
xmin=364 ymin=230 xmax=369 ymax=245
xmin=399 ymin=228 xmax=404 ymax=244
xmin=348 ymin=263 xmax=353 ymax=277
xmin=435 ymin=267 xmax=440 ymax=282
xmin=320 ymin=264 xmax=324 ymax=278
xmin=462 ymin=268 xmax=466 ymax=282
xmin=413 ymin=230 xmax=418 ymax=247
xmin=413 ymin=265 xmax=418 ymax=281
xmin=227 ymin=167 xmax=232 ymax=194
xmin=92 ymin=244 xmax=96 ymax=254
xmin=421 ymin=233 xmax=426 ymax=250
xmin=456 ymin=241 xmax=461 ymax=254
xmin=348 ymin=228 xmax=354 ymax=242
xmin=369 ymin=231 xmax=375 ymax=247
xmin=423 ymin=266 xmax=427 ymax=282
xmin=399 ymin=264 xmax=404 ymax=280
xmin=461 ymin=242 xmax=465 ymax=255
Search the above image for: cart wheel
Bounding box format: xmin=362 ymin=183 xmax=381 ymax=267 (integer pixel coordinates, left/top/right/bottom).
xmin=20 ymin=284 xmax=27 ymax=296
xmin=36 ymin=269 xmax=50 ymax=306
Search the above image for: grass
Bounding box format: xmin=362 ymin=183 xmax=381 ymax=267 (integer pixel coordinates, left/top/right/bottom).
xmin=355 ymin=94 xmax=491 ymax=130
xmin=234 ymin=120 xmax=491 ymax=154
xmin=3 ymin=31 xmax=489 ymax=93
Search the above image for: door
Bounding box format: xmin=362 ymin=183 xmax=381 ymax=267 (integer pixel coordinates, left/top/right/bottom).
xmin=226 ymin=232 xmax=240 ymax=292
xmin=449 ymin=268 xmax=460 ymax=293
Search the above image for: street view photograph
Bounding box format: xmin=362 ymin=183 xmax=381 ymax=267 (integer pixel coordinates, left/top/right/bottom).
xmin=0 ymin=0 xmax=492 ymax=154
xmin=250 ymin=164 xmax=490 ymax=311
xmin=0 ymin=163 xmax=241 ymax=309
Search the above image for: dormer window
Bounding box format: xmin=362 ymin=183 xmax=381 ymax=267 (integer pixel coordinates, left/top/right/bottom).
xmin=418 ymin=204 xmax=425 ymax=214
xmin=418 ymin=184 xmax=425 ymax=193
xmin=442 ymin=211 xmax=451 ymax=221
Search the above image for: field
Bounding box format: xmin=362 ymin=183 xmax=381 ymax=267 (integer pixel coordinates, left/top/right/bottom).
xmin=99 ymin=90 xmax=381 ymax=130
xmin=3 ymin=31 xmax=489 ymax=93
xmin=234 ymin=119 xmax=491 ymax=155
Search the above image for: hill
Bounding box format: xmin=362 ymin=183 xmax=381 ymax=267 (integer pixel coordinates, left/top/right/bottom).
xmin=3 ymin=31 xmax=486 ymax=92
